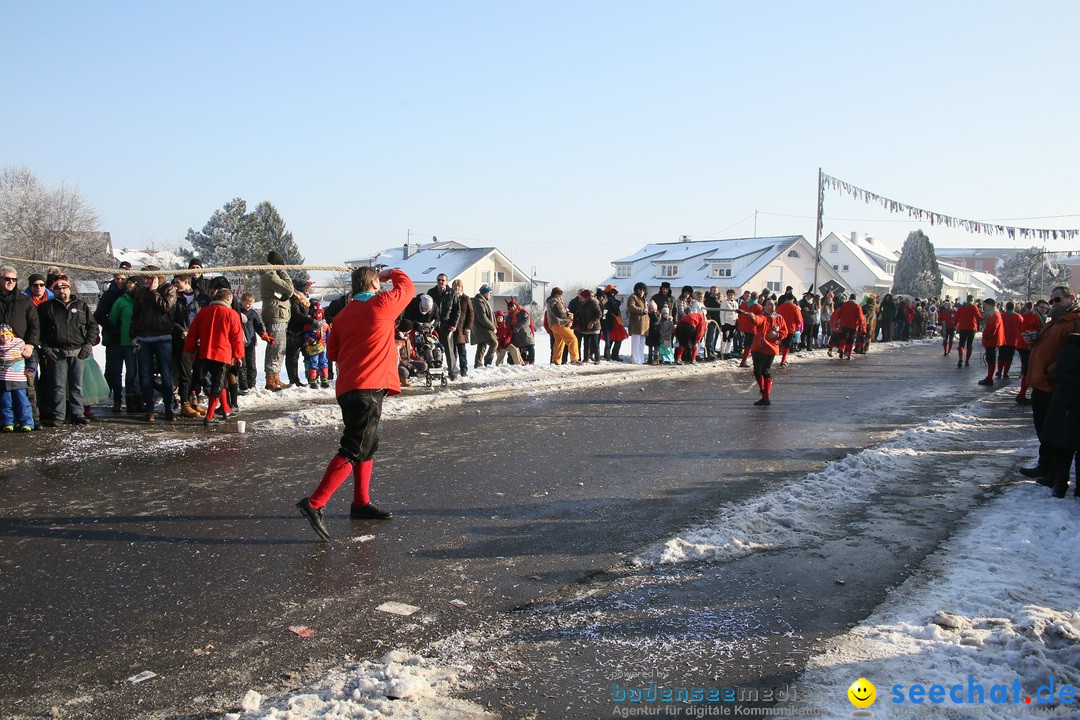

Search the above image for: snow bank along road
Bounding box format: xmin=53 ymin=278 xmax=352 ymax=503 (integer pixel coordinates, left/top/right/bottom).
xmin=0 ymin=340 xmax=1057 ymax=719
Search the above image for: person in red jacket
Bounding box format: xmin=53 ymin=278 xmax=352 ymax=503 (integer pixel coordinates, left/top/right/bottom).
xmin=941 ymin=299 xmax=959 ymax=356
xmin=737 ymin=297 xmax=789 ymax=406
xmin=1015 ymin=299 xmax=1049 ymax=404
xmin=953 ymin=295 xmax=983 ymax=368
xmin=674 ymin=307 xmax=707 ymax=364
xmin=829 ymin=294 xmax=864 ymax=360
xmin=775 ymin=297 xmax=803 ymax=367
xmin=997 ymin=301 xmax=1022 ymax=380
xmin=977 ymin=298 xmax=1004 ymax=386
xmin=736 ymin=293 xmax=762 ymax=367
xmin=183 ymin=288 xmax=245 ymax=426
xmin=297 ymin=267 xmax=415 ymax=542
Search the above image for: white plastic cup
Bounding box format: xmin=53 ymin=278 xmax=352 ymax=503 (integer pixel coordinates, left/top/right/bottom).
xmin=236 ymin=420 xmax=247 ymax=434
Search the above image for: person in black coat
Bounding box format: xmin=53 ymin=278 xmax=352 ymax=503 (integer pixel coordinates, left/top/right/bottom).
xmin=37 ymin=279 xmax=99 ymax=426
xmin=1044 ymin=333 xmax=1080 ymax=498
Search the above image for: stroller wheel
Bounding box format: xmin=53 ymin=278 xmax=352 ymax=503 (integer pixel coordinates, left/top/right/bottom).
xmin=441 ymin=376 xmax=448 ymax=387
xmin=426 ymin=376 xmax=433 ymax=387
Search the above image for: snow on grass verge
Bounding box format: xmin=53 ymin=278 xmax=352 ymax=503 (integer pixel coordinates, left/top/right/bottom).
xmin=634 ymin=389 xmax=1031 ymax=566
xmin=779 ymin=482 xmax=1080 ymax=718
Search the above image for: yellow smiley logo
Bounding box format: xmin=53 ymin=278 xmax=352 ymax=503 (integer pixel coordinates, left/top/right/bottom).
xmin=848 ymin=678 xmax=876 ymax=709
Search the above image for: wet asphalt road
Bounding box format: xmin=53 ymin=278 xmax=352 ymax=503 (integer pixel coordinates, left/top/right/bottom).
xmin=0 ymin=342 xmax=1034 ymax=719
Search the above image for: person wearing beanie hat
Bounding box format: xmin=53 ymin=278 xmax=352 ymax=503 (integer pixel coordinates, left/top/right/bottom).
xmin=627 ymin=282 xmax=650 ymax=364
xmin=651 ymin=282 xmax=675 ymax=318
xmin=24 ymin=273 xmax=51 ymax=306
xmin=494 ymin=310 xmax=522 ymax=365
xmin=260 ymin=251 xmax=293 ymax=390
xmin=0 ymin=322 xmax=34 ymax=431
xmin=471 ymin=284 xmax=497 ymax=367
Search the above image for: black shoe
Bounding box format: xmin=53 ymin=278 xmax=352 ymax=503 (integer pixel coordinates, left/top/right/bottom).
xmin=296 ymin=498 xmax=331 ymax=541
xmin=1052 ymin=483 xmax=1068 ymax=499
xmin=69 ymin=416 xmax=90 ymax=426
xmin=1019 ymin=466 xmax=1049 ymax=479
xmin=1015 ymin=395 xmax=1031 ymax=405
xmin=350 ymin=502 xmax=393 ymax=520
xmin=753 ymin=398 xmax=772 ymax=406
xmin=164 ymin=409 xmax=175 ymax=421
xmin=448 ymin=373 xmax=458 ymax=381
xmin=957 ymin=360 xmax=963 ymax=368
xmin=977 ymin=378 xmax=994 ymax=386
xmin=42 ymin=420 xmax=59 ymax=428
xmin=1036 ymin=476 xmax=1056 ymax=488
xmin=203 ymin=414 xmax=226 ymax=426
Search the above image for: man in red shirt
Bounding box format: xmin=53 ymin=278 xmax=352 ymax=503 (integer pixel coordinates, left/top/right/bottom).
xmin=736 ymin=292 xmax=762 ymax=367
xmin=831 ymin=294 xmax=864 ymax=360
xmin=737 ymin=297 xmax=789 ymax=406
xmin=297 ymin=267 xmax=415 ymax=542
xmin=940 ymin=299 xmax=958 ymax=356
xmin=953 ymin=295 xmax=983 ymax=368
xmin=776 ymin=296 xmax=803 ymax=367
xmin=997 ymin=301 xmax=1022 ymax=380
xmin=977 ymin=298 xmax=1004 ymax=386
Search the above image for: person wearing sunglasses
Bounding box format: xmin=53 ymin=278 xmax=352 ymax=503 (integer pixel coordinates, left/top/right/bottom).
xmin=36 ymin=277 xmax=99 ymax=427
xmin=1019 ymin=286 xmax=1079 ymax=483
xmin=0 ymin=266 xmax=40 ymax=363
xmin=23 ymin=273 xmax=52 ymax=306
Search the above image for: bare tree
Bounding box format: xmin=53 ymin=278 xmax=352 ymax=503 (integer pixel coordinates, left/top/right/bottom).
xmin=0 ymin=166 xmax=107 ymax=272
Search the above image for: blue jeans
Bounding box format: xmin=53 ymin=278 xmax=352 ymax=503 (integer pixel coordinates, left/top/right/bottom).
xmin=138 ymin=338 xmax=173 ymax=412
xmin=44 ymin=354 xmax=85 ymax=422
xmin=1 ymin=387 xmax=33 ymax=428
xmin=106 ymin=345 xmax=138 ymax=400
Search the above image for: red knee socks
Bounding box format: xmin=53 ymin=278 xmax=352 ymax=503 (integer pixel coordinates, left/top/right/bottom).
xmin=763 ymin=377 xmax=772 ymax=400
xmin=780 ymin=348 xmax=789 ymax=364
xmin=205 ymin=396 xmax=219 ymax=420
xmin=353 ymin=459 xmax=373 ymax=507
xmin=310 ymin=455 xmax=354 ymax=509
xmin=218 ymin=389 xmax=231 ymax=415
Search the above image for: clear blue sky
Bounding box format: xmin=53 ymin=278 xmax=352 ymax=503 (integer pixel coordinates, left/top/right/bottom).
xmin=4 ymin=1 xmax=1078 ymax=285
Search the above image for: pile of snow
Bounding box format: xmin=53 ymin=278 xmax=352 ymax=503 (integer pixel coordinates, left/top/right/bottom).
xmin=780 ymin=484 xmax=1080 ymax=717
xmin=223 ymin=650 xmax=498 ymax=720
xmin=114 ymin=247 xmax=189 ymax=271
xmin=633 ymin=394 xmax=1027 ymax=566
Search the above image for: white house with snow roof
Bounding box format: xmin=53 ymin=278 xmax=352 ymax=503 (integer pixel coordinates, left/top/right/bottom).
xmin=345 ymin=240 xmax=545 ymax=304
xmin=819 ymin=232 xmax=898 ymax=297
xmin=600 ymin=235 xmax=848 ymax=299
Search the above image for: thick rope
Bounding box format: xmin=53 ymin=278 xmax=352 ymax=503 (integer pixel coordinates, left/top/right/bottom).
xmin=0 ymin=254 xmax=357 ymax=278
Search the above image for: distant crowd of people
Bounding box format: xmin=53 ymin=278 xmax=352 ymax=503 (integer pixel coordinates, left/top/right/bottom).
xmin=2 ymin=260 xmax=1077 ymax=501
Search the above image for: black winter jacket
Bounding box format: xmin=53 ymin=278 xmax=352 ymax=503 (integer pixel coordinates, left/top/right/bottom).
xmin=427 ymin=285 xmax=460 ymax=328
xmin=130 ymin=284 xmax=178 ymax=339
xmin=0 ymin=288 xmax=40 ymax=348
xmin=38 ymin=295 xmax=99 ymax=355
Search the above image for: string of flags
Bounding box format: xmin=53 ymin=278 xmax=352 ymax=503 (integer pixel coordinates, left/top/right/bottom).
xmin=820 ymin=171 xmax=1079 ymax=242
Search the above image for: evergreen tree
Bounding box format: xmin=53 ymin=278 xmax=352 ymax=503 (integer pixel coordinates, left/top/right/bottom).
xmin=184 ymin=198 xmax=255 ymax=267
xmin=252 ymin=201 xmax=308 ymax=286
xmin=997 ymin=247 xmax=1071 ymax=302
xmin=892 ymin=230 xmax=943 ymax=298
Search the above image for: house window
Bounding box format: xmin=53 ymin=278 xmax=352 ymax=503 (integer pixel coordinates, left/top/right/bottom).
xmin=885 ymin=262 xmax=895 ymax=274
xmin=481 ymin=271 xmax=491 ymax=283
xmin=788 ymin=250 xmax=800 ymax=258
xmin=616 ymin=264 xmax=631 ymax=278
xmin=423 ymin=266 xmax=437 ymax=275
xmin=973 ymin=260 xmax=983 ymax=271
xmin=660 ymin=264 xmax=679 ymax=277
xmin=830 ymin=243 xmax=839 ymax=253
xmin=710 ymin=265 xmax=732 ymax=278
xmin=842 ymin=264 xmax=850 ymax=272
xmin=766 ymin=281 xmax=782 ymax=292
xmin=832 ymin=264 xmax=839 ymax=271
xmin=496 ymin=271 xmax=505 ymax=283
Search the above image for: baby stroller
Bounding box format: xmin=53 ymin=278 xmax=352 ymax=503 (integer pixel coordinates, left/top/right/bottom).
xmin=413 ymin=321 xmax=448 ymax=388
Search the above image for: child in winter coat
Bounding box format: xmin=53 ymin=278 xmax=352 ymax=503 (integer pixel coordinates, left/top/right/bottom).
xmin=183 ymin=289 xmax=245 ymax=425
xmin=494 ymin=311 xmax=522 ymax=365
xmin=645 ymin=301 xmax=662 ymax=365
xmin=657 ymin=306 xmax=675 ymax=364
xmin=302 ymin=303 xmax=330 ymax=388
xmin=512 ymin=308 xmax=535 ymax=364
xmin=0 ymin=324 xmax=33 ymax=432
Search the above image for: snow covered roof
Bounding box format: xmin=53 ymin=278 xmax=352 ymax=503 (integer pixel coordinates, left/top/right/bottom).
xmin=828 ymin=233 xmax=894 ymax=283
xmin=114 ymin=247 xmax=188 ymax=270
xmin=603 ymin=236 xmax=830 ymax=291
xmin=345 ymin=241 xmax=534 ymax=286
